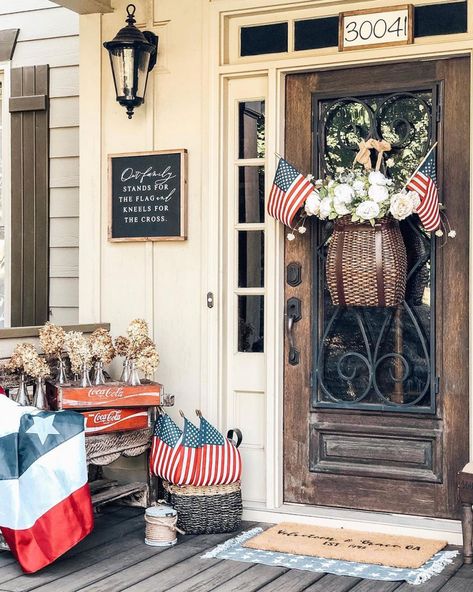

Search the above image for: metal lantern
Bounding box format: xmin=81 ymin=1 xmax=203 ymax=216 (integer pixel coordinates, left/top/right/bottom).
xmin=103 ymin=4 xmax=158 ymax=119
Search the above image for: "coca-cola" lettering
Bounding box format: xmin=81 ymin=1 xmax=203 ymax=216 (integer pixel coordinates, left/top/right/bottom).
xmin=88 ymin=386 xmax=125 ymax=399
xmin=91 ymin=410 xmax=123 ymax=424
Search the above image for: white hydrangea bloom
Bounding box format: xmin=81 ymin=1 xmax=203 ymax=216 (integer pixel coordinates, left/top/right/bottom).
xmin=333 ymin=196 xmax=350 ymax=216
xmin=319 ymin=197 xmax=333 ymax=220
xmin=368 ymin=171 xmax=388 ymax=186
xmin=389 ymin=192 xmax=416 ymax=221
xmin=368 ymin=184 xmax=389 ymax=203
xmin=305 ymin=191 xmax=321 ymax=216
xmin=355 ymin=200 xmax=380 ymax=221
xmin=334 ymin=183 xmax=354 ymax=203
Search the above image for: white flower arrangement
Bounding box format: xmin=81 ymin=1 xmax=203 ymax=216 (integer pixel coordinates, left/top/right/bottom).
xmin=304 ymin=169 xmax=420 ymax=226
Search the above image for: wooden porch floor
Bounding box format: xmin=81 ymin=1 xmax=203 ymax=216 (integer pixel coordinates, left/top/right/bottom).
xmin=0 ymin=506 xmax=471 ymax=592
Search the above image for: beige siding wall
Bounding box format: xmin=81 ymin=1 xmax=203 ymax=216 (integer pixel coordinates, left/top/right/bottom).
xmin=3 ymin=0 xmax=79 ymax=324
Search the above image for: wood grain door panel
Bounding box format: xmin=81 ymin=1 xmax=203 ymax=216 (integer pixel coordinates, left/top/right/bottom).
xmin=283 ymin=58 xmax=469 ymax=518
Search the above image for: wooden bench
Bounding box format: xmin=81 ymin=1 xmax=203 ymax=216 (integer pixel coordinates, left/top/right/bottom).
xmin=459 ymin=463 xmax=473 ymax=564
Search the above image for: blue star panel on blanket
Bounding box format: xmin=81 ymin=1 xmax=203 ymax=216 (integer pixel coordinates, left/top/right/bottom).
xmin=0 ymin=411 xmax=85 ymax=479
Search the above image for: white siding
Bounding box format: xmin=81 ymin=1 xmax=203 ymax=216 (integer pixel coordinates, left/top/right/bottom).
xmin=4 ymin=1 xmax=80 ymax=324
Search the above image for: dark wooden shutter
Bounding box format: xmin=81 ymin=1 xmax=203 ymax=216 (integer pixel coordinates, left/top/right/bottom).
xmin=10 ymin=65 xmax=49 ymax=327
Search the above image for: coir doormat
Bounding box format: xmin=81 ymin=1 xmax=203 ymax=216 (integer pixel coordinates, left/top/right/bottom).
xmin=243 ymin=522 xmax=446 ymax=569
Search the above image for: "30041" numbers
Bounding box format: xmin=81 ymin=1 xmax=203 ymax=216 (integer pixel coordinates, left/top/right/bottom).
xmin=340 ymin=6 xmax=413 ymax=51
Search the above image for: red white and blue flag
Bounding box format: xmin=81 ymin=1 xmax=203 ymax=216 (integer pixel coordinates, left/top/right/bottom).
xmin=267 ymin=159 xmax=314 ymax=227
xmin=407 ymin=145 xmax=440 ymax=232
xmin=173 ymin=418 xmax=201 ymax=485
xmin=194 ymin=416 xmax=242 ymax=486
xmin=0 ymin=396 xmax=94 ymax=573
xmin=150 ymin=413 xmax=183 ymax=483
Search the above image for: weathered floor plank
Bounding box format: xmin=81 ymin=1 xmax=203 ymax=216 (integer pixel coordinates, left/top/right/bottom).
xmin=83 ymin=534 xmax=251 ymax=592
xmin=395 ymin=548 xmax=464 ymax=592
xmin=210 ymin=563 xmax=289 ymax=592
xmin=303 ymin=574 xmax=361 ymax=591
xmin=76 ymin=530 xmax=250 ymax=592
xmin=22 ymin=536 xmax=178 ymax=592
xmin=160 ymin=559 xmax=255 ymax=592
xmin=255 ymin=568 xmax=325 ymax=591
xmin=1 ymin=515 xmax=145 ymax=591
xmin=0 ymin=507 xmax=469 ymax=592
xmin=437 ymin=564 xmax=473 ymax=591
xmin=348 ymin=580 xmax=402 ymax=591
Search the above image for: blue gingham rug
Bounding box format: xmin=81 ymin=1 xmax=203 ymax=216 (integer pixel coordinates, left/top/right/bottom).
xmin=202 ymin=527 xmax=459 ymax=586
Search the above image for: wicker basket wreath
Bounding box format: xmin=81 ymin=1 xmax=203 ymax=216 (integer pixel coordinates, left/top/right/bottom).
xmin=326 ymin=215 xmax=407 ymax=307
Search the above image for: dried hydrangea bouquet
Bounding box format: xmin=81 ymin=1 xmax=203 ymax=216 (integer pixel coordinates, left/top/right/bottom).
xmin=115 ymin=319 xmax=160 ymax=386
xmin=6 ymin=343 xmax=50 ymax=407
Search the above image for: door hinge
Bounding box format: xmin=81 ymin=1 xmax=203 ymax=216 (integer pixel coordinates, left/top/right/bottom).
xmin=436 ymin=103 xmax=442 ymax=123
xmin=435 ymin=376 xmax=440 ymax=394
xmin=309 ymin=370 xmax=314 ymax=388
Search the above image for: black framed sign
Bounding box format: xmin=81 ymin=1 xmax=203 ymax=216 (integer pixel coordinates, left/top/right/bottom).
xmin=108 ymin=149 xmax=187 ymax=241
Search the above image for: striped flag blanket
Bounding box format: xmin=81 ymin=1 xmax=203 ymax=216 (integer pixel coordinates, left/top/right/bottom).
xmin=0 ymin=395 xmax=94 ymax=573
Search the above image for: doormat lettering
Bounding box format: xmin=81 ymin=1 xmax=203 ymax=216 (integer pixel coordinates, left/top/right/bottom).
xmin=243 ymin=522 xmax=446 ymax=569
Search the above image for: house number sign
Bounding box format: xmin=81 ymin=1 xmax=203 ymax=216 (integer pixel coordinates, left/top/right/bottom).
xmin=339 ymin=5 xmax=413 ymax=52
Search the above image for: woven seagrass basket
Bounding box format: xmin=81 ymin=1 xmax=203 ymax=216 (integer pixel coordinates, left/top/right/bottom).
xmin=326 ymin=216 xmax=407 ymax=307
xmin=163 ymin=480 xmax=242 ymax=535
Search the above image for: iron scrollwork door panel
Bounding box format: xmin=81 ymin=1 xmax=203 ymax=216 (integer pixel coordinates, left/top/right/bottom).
xmin=312 ymin=88 xmax=437 ymax=413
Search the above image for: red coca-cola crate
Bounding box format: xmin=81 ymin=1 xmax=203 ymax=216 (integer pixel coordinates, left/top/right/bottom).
xmin=46 ymin=381 xmax=163 ymax=410
xmin=81 ymin=407 xmax=149 ymax=435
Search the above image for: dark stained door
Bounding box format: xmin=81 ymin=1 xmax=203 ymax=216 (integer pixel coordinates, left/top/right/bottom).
xmin=284 ymin=58 xmax=469 ymax=518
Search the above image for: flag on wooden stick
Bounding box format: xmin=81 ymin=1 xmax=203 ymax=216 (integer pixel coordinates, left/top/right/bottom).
xmin=268 ymin=158 xmax=315 ymax=227
xmin=406 ymin=144 xmax=440 ymax=232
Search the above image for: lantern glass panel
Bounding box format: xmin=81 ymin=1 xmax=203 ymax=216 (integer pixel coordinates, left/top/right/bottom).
xmin=109 ymin=47 xmax=151 ymax=100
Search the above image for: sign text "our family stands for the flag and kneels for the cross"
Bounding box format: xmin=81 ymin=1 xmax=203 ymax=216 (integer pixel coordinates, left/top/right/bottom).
xmin=108 ymin=149 xmax=188 ymax=242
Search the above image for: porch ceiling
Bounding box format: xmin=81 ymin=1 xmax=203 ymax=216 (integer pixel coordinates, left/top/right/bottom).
xmin=51 ymin=0 xmax=114 ymax=14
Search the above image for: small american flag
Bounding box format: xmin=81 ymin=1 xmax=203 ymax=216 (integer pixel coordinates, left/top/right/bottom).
xmin=406 ymin=145 xmax=440 ymax=232
xmin=194 ymin=416 xmax=242 ymax=486
xmin=150 ymin=413 xmax=183 ymax=483
xmin=268 ymin=158 xmax=314 ymax=227
xmin=173 ymin=417 xmax=201 ymax=485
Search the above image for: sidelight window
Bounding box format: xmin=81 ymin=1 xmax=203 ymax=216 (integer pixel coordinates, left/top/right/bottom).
xmin=236 ymin=100 xmax=265 ymax=352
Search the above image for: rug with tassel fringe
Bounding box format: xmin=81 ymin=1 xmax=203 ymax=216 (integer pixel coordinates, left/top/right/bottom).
xmin=202 ymin=526 xmax=459 ymax=586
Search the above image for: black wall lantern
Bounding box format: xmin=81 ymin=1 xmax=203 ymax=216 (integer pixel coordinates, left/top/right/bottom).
xmin=103 ymin=4 xmax=158 ymax=119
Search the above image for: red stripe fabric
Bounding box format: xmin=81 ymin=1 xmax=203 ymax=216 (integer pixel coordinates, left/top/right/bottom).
xmin=407 ymin=172 xmax=440 ymax=231
xmin=1 ymin=483 xmax=94 ymax=574
xmin=194 ymin=440 xmax=241 ymax=486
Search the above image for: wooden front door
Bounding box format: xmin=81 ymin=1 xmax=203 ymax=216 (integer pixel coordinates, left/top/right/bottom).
xmin=283 ymin=58 xmax=469 ymax=519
